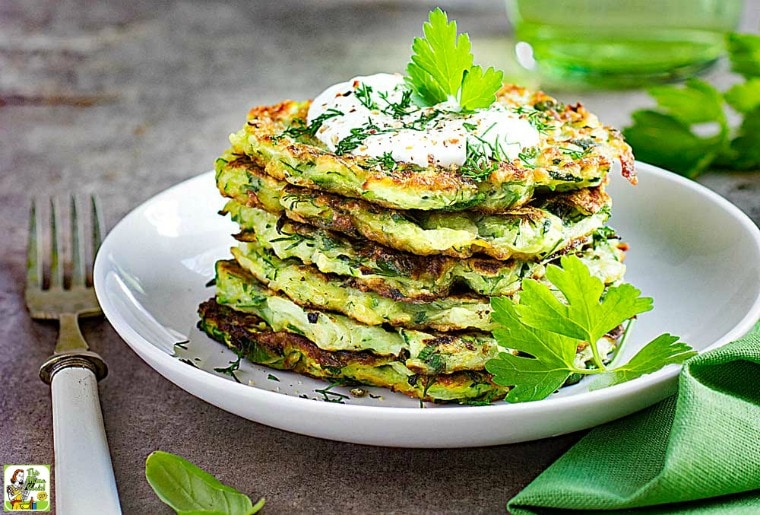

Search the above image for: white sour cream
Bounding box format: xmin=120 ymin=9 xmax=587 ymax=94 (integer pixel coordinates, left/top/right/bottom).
xmin=307 ymin=73 xmax=540 ymax=168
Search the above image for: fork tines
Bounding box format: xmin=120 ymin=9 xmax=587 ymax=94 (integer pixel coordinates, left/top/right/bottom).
xmin=27 ymin=195 xmax=104 ymax=292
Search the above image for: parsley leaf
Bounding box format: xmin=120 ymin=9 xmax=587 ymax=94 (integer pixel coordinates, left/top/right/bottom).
xmin=648 ymin=78 xmax=726 ymax=124
xmin=726 ymin=106 xmax=760 ymax=169
xmin=723 ymin=78 xmax=760 ymax=114
xmin=589 ymin=333 xmax=696 ymax=390
xmin=727 ymin=33 xmax=760 ymax=78
xmin=514 ymin=255 xmax=653 ymax=347
xmin=485 ymin=255 xmax=696 ymax=402
xmin=623 ymin=79 xmax=728 ymax=178
xmin=489 ymin=296 xmax=578 ymax=402
xmin=624 ymin=32 xmax=760 ymax=177
xmin=405 ymin=8 xmax=503 ymax=111
xmin=623 ymin=110 xmax=721 ymax=177
xmin=459 ymin=65 xmax=505 ymax=111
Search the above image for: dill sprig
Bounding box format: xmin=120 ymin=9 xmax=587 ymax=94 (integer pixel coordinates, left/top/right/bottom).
xmin=355 ymin=83 xmax=378 ymax=110
xmin=335 ymin=118 xmax=391 ymax=155
xmin=513 ymin=105 xmax=553 ymax=135
xmin=518 ymin=146 xmax=540 ymax=168
xmin=364 ymin=151 xmax=398 ymax=170
xmin=279 ymin=108 xmax=343 ymax=140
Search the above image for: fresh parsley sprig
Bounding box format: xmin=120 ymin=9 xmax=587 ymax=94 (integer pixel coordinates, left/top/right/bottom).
xmin=624 ymin=32 xmax=760 ymax=177
xmin=485 ymin=255 xmax=696 ymax=402
xmin=405 ymin=8 xmax=503 ymax=111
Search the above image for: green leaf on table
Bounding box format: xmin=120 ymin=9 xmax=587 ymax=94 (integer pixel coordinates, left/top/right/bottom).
xmin=648 ymin=78 xmax=725 ymax=125
xmin=622 ymin=110 xmax=723 ymax=178
xmin=589 ymin=333 xmax=697 ymax=390
xmin=724 ymin=78 xmax=760 ymax=114
xmin=727 ymin=33 xmax=760 ymax=78
xmin=728 ymin=106 xmax=760 ymax=170
xmin=405 ymin=8 xmax=502 ymax=110
xmin=146 ymin=451 xmax=265 ymax=515
xmin=623 ymin=32 xmax=760 ymax=176
xmin=486 ymin=255 xmax=694 ymax=403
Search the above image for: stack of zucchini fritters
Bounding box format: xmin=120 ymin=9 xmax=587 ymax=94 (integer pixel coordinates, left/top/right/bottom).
xmin=198 ymin=84 xmax=636 ymax=404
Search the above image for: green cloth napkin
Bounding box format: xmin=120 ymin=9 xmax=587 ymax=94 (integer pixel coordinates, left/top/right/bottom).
xmin=508 ymin=321 xmax=760 ymax=514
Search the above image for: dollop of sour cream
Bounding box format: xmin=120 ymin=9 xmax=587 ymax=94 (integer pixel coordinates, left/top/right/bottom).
xmin=307 ymin=73 xmax=540 ymax=168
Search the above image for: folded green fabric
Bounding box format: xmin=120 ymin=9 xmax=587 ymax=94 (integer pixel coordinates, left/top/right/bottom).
xmin=508 ymin=321 xmax=760 ymax=514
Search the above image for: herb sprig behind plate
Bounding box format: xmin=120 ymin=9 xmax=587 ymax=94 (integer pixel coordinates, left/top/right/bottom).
xmin=485 ymin=256 xmax=696 ymax=402
xmin=624 ymin=33 xmax=760 ymax=177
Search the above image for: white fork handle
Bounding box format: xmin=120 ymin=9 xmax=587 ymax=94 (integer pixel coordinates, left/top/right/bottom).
xmin=51 ymin=366 xmax=122 ymax=514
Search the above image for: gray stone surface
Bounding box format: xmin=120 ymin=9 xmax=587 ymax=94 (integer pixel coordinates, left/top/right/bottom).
xmin=1 ymin=1 xmax=758 ymax=513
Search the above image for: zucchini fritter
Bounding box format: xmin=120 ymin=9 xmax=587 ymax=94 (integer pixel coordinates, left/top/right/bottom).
xmin=227 ymin=202 xmax=626 ymax=301
xmin=225 ymin=85 xmax=634 ymax=212
xmin=198 ymin=298 xmax=509 ymax=403
xmin=217 ymin=154 xmax=612 ymax=260
xmin=222 ymin=250 xmax=495 ymax=331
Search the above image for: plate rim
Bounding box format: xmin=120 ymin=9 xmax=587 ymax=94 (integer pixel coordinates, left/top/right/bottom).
xmin=94 ymin=162 xmax=760 ymax=441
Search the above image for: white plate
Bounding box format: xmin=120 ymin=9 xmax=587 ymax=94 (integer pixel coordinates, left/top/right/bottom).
xmin=94 ymin=163 xmax=760 ymax=448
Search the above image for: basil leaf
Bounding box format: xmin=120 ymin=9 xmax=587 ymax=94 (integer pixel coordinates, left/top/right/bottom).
xmin=146 ymin=451 xmax=264 ymax=515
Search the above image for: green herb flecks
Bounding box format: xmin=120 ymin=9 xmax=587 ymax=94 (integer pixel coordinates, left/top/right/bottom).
xmin=560 ymin=146 xmax=592 ymax=160
xmin=214 ymin=355 xmax=243 ymax=383
xmin=513 ymin=105 xmax=552 ymax=135
xmin=378 ymin=88 xmax=415 ymax=118
xmin=355 ymin=82 xmax=379 ymax=110
xmin=279 ymin=108 xmax=344 ymax=141
xmin=624 ymin=32 xmax=760 ymax=177
xmin=403 ymin=108 xmax=443 ymax=131
xmin=485 ymin=255 xmax=696 ymax=402
xmin=146 ymin=451 xmax=265 ymax=515
xmin=417 ymin=345 xmax=447 ymax=374
xmin=461 ymin=139 xmax=497 ymax=181
xmin=518 ymin=146 xmax=540 ymax=169
xmin=334 ymin=118 xmax=391 ymax=155
xmin=315 ymin=384 xmax=350 ymax=403
xmin=405 ymin=8 xmax=503 ymax=111
xmin=364 ymin=151 xmax=398 ymax=171
xmin=460 ymin=124 xmax=510 ymax=181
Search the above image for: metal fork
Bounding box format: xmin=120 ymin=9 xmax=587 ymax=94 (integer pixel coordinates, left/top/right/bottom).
xmin=26 ymin=196 xmax=122 ymax=515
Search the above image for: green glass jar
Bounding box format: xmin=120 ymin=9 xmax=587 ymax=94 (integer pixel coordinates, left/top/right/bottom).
xmin=506 ymin=0 xmax=744 ymax=88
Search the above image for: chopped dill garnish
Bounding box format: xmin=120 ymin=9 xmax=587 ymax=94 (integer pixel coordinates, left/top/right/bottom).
xmin=403 ymin=108 xmax=442 ymax=131
xmin=355 ymin=83 xmax=378 ymax=110
xmin=518 ymin=146 xmax=540 ymax=168
xmin=267 ymin=374 xmax=280 ymax=382
xmin=279 ymin=108 xmax=343 ymax=140
xmin=179 ymin=358 xmax=199 ymax=368
xmin=513 ymin=105 xmax=552 ymax=135
xmin=364 ymin=151 xmax=398 ymax=170
xmin=378 ymin=89 xmax=415 ymax=118
xmin=214 ymin=355 xmax=242 ymax=383
xmin=460 ymin=129 xmax=509 ymax=182
xmin=334 ymin=118 xmax=390 ymax=155
xmin=314 ymin=384 xmax=350 ymax=403
xmin=560 ymin=146 xmax=593 ymax=160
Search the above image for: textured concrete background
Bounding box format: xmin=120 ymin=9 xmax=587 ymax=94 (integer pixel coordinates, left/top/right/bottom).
xmin=1 ymin=1 xmax=759 ymax=513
